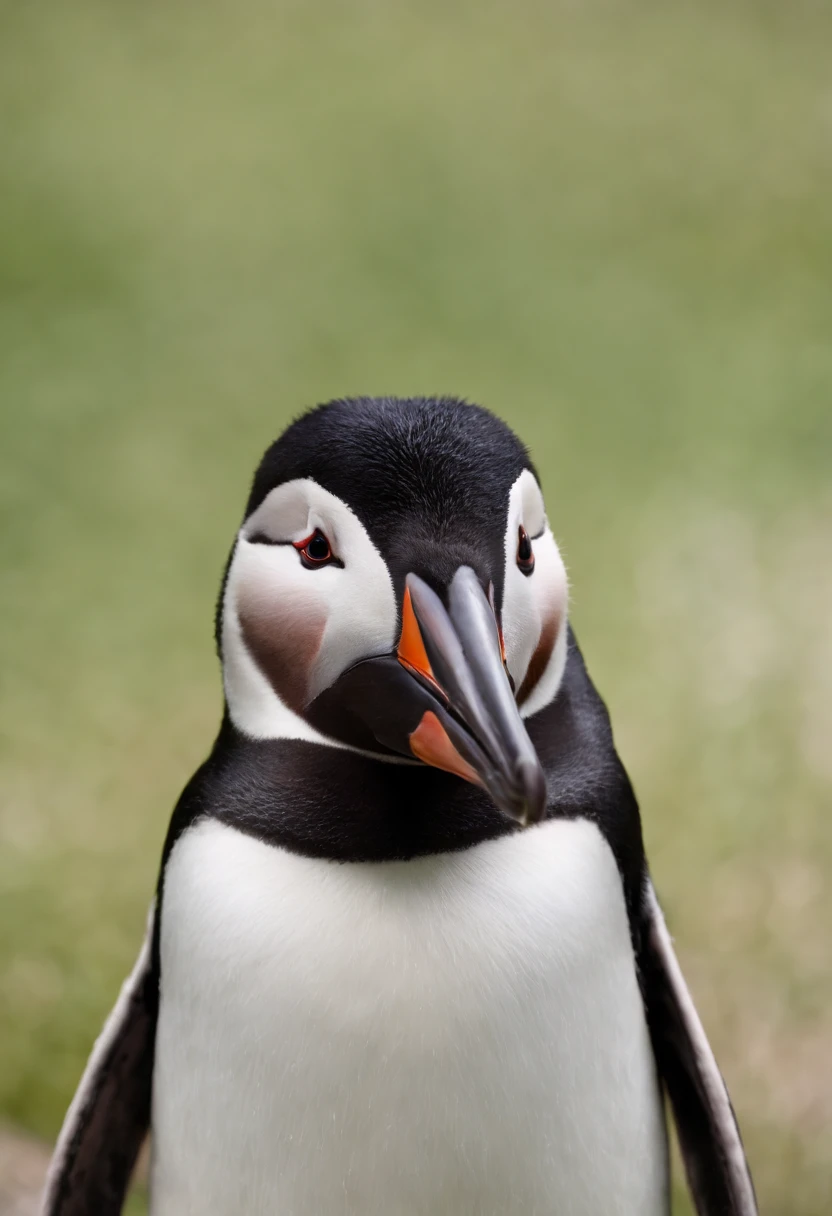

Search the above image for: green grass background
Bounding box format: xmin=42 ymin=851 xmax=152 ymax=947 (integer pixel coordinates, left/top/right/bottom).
xmin=1 ymin=1 xmax=831 ymax=1211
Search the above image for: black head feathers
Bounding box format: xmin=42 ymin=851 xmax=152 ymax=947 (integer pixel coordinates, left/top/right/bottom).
xmin=245 ymin=397 xmax=535 ymax=549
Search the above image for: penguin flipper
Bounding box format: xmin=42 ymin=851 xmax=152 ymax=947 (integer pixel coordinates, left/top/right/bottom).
xmin=640 ymin=881 xmax=757 ymax=1215
xmin=41 ymin=902 xmax=158 ymax=1216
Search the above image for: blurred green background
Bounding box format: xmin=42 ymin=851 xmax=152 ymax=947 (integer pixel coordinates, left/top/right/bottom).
xmin=1 ymin=1 xmax=831 ymax=1212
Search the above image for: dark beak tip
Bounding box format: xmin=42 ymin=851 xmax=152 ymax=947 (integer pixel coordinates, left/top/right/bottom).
xmin=405 ymin=565 xmax=548 ymax=829
xmin=515 ymin=757 xmax=548 ymax=828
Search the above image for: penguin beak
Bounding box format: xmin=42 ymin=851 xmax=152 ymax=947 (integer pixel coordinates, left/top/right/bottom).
xmin=392 ymin=567 xmax=547 ymax=827
xmin=305 ymin=566 xmax=547 ymax=826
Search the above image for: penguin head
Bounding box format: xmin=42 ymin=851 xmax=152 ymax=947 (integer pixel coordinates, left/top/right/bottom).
xmin=219 ymin=397 xmax=568 ymax=825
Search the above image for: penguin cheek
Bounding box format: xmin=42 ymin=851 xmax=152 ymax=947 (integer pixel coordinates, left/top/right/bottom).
xmin=516 ymin=606 xmax=560 ymax=707
xmin=237 ymin=587 xmax=327 ymax=715
xmin=303 ymin=571 xmax=398 ymax=705
xmin=518 ymin=543 xmax=568 ymax=709
xmin=502 ymin=580 xmax=538 ymax=692
xmin=502 ymin=534 xmax=568 ymax=704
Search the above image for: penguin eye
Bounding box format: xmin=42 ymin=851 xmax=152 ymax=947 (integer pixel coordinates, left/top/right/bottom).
xmin=517 ymin=526 xmax=535 ymax=576
xmin=294 ymin=528 xmax=341 ymax=570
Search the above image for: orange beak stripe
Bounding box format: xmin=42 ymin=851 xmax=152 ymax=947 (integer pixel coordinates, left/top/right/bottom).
xmin=398 ymin=588 xmax=481 ymax=787
xmin=397 ymin=586 xmax=444 ymax=697
xmin=409 ymin=710 xmax=483 ymax=788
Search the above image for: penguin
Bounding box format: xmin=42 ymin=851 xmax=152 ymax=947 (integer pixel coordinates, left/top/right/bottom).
xmin=41 ymin=396 xmax=757 ymax=1216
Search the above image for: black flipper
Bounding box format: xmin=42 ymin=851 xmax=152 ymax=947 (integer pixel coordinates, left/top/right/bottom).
xmin=640 ymin=882 xmax=758 ymax=1216
xmin=40 ymin=902 xmax=159 ymax=1216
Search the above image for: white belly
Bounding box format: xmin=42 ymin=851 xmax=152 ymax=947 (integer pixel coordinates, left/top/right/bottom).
xmin=151 ymin=816 xmax=667 ymax=1216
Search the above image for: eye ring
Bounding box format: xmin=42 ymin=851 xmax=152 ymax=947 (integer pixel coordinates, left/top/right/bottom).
xmin=517 ymin=525 xmax=535 ymax=576
xmin=293 ymin=528 xmax=342 ymax=570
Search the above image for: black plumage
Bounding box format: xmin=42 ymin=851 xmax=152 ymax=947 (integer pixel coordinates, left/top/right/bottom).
xmin=43 ymin=397 xmax=757 ymax=1216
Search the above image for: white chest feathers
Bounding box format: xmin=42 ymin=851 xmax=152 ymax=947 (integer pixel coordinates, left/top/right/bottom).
xmin=151 ymin=816 xmax=668 ymax=1216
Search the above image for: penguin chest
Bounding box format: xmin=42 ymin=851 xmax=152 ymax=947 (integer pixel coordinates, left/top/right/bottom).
xmin=151 ymin=816 xmax=667 ymax=1216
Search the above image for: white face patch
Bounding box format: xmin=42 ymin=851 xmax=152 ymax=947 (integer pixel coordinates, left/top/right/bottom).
xmin=222 ymin=479 xmax=397 ymax=741
xmin=501 ymin=470 xmax=569 ymax=717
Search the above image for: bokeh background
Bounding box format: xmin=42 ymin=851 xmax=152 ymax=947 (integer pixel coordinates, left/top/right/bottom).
xmin=2 ymin=2 xmax=831 ymax=1212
